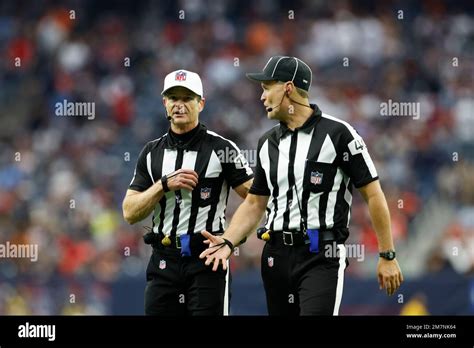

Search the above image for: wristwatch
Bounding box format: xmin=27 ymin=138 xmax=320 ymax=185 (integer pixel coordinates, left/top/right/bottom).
xmin=379 ymin=250 xmax=396 ymax=260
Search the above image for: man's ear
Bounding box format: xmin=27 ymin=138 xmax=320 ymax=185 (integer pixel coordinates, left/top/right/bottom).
xmin=198 ymin=97 xmax=206 ymax=112
xmin=285 ymin=82 xmax=294 ymax=96
xmin=162 ymin=97 xmax=167 ymax=107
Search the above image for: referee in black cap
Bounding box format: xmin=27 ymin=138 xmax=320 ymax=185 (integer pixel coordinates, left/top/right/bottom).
xmin=123 ymin=69 xmax=253 ymax=315
xmin=200 ymin=56 xmax=403 ymax=315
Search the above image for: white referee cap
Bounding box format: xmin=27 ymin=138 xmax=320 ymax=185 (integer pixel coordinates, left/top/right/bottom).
xmin=161 ymin=69 xmax=204 ymax=98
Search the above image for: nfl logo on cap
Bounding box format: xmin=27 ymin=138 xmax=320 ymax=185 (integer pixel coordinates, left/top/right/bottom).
xmin=310 ymin=171 xmax=323 ymax=185
xmin=159 ymin=260 xmax=166 ymax=270
xmin=175 ymin=71 xmax=186 ymax=81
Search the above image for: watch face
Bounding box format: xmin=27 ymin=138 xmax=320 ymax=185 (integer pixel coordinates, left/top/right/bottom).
xmin=381 ymin=251 xmax=396 ymax=260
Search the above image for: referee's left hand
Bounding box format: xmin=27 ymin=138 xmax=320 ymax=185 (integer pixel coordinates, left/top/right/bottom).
xmin=377 ymin=258 xmax=404 ymax=296
xmin=199 ymin=231 xmax=232 ymax=271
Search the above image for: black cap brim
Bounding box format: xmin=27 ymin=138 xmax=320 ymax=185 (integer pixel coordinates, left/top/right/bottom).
xmin=245 ymin=72 xmax=277 ymax=82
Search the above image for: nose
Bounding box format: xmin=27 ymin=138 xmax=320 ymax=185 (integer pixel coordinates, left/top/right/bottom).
xmin=260 ymin=90 xmax=266 ymax=102
xmin=172 ymin=102 xmax=186 ymax=114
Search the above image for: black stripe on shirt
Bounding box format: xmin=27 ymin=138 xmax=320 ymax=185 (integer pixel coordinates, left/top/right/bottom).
xmin=170 ymin=148 xmax=184 ymax=238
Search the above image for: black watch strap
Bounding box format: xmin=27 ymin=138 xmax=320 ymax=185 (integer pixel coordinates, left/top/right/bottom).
xmin=379 ymin=250 xmax=396 ymax=260
xmin=161 ymin=175 xmax=170 ymax=192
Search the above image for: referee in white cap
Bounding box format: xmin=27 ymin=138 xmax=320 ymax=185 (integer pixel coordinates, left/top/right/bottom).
xmin=200 ymin=56 xmax=403 ymax=315
xmin=123 ymin=69 xmax=253 ymax=315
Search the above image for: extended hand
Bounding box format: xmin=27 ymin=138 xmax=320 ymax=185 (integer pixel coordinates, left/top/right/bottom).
xmin=377 ymin=258 xmax=404 ymax=296
xmin=199 ymin=230 xmax=232 ymax=271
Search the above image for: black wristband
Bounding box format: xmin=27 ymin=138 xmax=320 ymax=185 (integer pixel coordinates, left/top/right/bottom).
xmin=222 ymin=238 xmax=234 ymax=251
xmin=161 ymin=175 xmax=170 ymax=192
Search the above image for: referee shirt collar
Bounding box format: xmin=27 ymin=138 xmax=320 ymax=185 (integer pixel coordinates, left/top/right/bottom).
xmin=165 ymin=123 xmax=207 ymax=150
xmin=278 ymin=104 xmax=322 ymax=139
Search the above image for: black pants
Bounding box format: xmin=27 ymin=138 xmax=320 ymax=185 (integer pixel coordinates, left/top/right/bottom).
xmin=261 ymin=240 xmax=347 ymax=316
xmin=145 ymin=247 xmax=230 ymax=316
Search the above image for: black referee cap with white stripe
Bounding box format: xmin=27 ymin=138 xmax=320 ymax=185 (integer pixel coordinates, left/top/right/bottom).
xmin=246 ymin=56 xmax=313 ymax=92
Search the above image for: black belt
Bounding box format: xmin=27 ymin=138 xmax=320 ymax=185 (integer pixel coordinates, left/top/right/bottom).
xmin=143 ymin=231 xmax=222 ymax=255
xmin=266 ymin=229 xmax=338 ymax=247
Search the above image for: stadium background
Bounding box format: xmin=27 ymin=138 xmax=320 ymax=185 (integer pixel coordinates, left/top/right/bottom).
xmin=0 ymin=0 xmax=472 ymax=315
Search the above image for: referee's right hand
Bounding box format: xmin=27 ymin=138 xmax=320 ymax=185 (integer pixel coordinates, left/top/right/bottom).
xmin=199 ymin=231 xmax=232 ymax=271
xmin=165 ymin=169 xmax=198 ymax=191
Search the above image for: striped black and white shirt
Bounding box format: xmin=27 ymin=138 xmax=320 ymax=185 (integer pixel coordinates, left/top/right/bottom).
xmin=129 ymin=123 xmax=253 ymax=237
xmin=249 ymin=105 xmax=378 ymax=239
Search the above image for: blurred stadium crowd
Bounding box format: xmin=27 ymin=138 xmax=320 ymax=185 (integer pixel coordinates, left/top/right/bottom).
xmin=0 ymin=0 xmax=472 ymax=314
